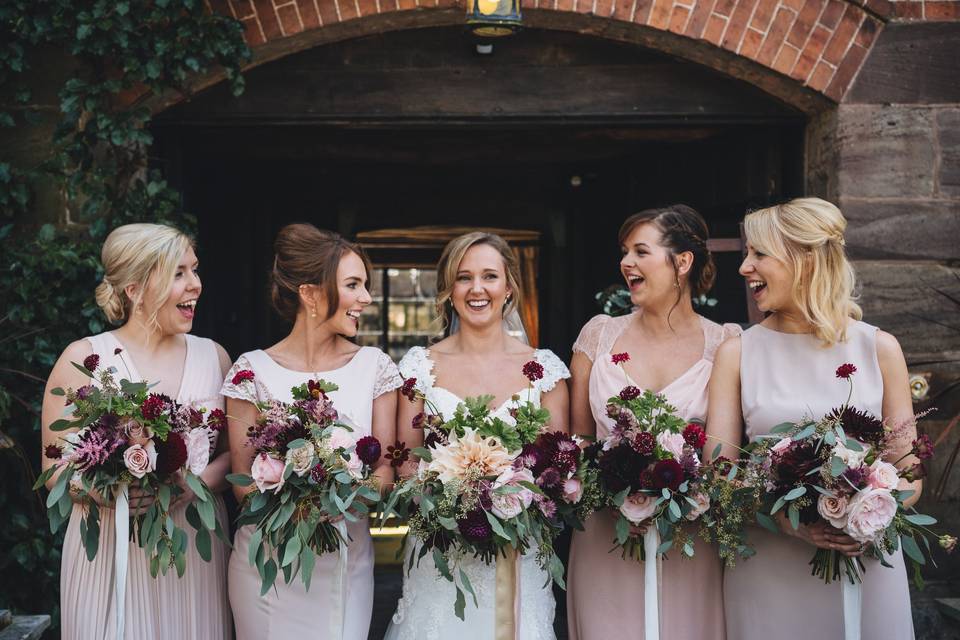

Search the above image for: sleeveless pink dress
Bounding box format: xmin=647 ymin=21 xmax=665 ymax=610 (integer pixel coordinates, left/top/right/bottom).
xmin=59 ymin=332 xmax=231 ymax=640
xmin=724 ymin=320 xmax=914 ymax=639
xmin=221 ymin=346 xmax=401 ymax=640
xmin=566 ymin=313 xmax=740 ymax=640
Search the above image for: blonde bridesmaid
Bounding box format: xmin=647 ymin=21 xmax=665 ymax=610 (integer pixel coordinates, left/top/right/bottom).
xmin=222 ymin=223 xmax=400 ymax=640
xmin=567 ymin=205 xmax=737 ymax=640
xmin=41 ymin=223 xmax=232 ymax=640
xmin=707 ymin=198 xmax=917 ymax=639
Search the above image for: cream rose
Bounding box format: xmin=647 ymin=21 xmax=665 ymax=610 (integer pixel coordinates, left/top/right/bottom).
xmin=817 ymin=493 xmax=850 ymax=529
xmin=327 ymin=426 xmax=356 ymax=452
xmin=833 ymin=440 xmax=869 ymax=469
xmin=845 ymin=487 xmax=897 ymax=544
xmin=184 ymin=428 xmax=212 ymax=476
xmin=344 ymin=453 xmax=364 ymax=480
xmin=685 ymin=491 xmax=711 ymax=521
xmin=285 ymin=441 xmax=316 ymax=477
xmin=251 ymin=453 xmax=286 ymax=493
xmin=123 ymin=441 xmax=157 ymax=479
xmin=656 ymin=431 xmax=686 ymax=459
xmin=867 ymin=460 xmax=900 ymax=491
xmin=495 ymin=467 xmax=536 ymax=508
xmin=491 ymin=492 xmax=524 ymax=520
xmin=619 ymin=492 xmax=658 ymax=525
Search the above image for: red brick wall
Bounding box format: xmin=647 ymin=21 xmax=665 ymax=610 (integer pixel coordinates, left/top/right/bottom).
xmin=891 ymin=0 xmax=960 ymax=20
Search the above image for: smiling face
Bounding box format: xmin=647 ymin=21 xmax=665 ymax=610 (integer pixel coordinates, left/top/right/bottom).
xmin=619 ymin=222 xmax=684 ymax=309
xmin=450 ymin=243 xmax=512 ymax=330
xmin=739 ymin=243 xmax=797 ymax=314
xmin=150 ymin=246 xmax=201 ymax=335
xmin=312 ymin=250 xmax=372 ymax=337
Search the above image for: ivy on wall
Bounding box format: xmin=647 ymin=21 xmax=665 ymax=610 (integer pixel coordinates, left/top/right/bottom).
xmin=0 ymin=0 xmax=250 ymax=627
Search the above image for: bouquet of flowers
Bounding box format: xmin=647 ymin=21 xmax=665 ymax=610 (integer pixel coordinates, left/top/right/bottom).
xmin=695 ymin=453 xmax=765 ymax=567
xmin=749 ymin=363 xmax=955 ymax=584
xmin=226 ymin=372 xmax=382 ymax=594
xmin=586 ymin=353 xmax=712 ymax=560
xmin=35 ymin=351 xmax=226 ymax=577
xmin=382 ymin=361 xmax=597 ymax=619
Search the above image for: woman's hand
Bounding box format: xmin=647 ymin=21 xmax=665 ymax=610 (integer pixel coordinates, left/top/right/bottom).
xmin=611 ymin=509 xmax=649 ymax=536
xmin=776 ymin=513 xmax=863 ymax=556
xmin=168 ymin=471 xmax=196 ymax=509
xmin=127 ymin=480 xmax=157 ymax=516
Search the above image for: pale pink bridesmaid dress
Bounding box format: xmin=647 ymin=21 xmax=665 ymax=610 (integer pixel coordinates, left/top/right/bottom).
xmin=59 ymin=332 xmax=231 ymax=640
xmin=566 ymin=312 xmax=739 ymax=640
xmin=724 ymin=320 xmax=914 ymax=639
xmin=221 ymin=346 xmax=401 ymax=640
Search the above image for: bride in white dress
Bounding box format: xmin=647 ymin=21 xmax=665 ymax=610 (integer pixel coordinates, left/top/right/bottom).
xmin=385 ymin=232 xmax=570 ymax=640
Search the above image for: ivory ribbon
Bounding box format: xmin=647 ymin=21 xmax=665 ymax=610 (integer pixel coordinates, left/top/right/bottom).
xmin=330 ymin=519 xmax=350 ymax=640
xmin=494 ymin=546 xmax=519 ymax=640
xmin=643 ymin=528 xmax=660 ymax=640
xmin=842 ymin=578 xmax=862 ymax=640
xmin=113 ymin=482 xmax=129 ymax=640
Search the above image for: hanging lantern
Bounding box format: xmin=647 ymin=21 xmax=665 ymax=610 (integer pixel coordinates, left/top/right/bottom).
xmin=466 ymin=0 xmax=522 ymax=37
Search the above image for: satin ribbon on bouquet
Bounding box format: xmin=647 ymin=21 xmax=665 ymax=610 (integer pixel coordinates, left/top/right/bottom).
xmin=643 ymin=527 xmax=661 ymax=640
xmin=112 ymin=482 xmax=130 ymax=640
xmin=330 ymin=519 xmax=350 ymax=640
xmin=842 ymin=579 xmax=862 ymax=640
xmin=494 ymin=546 xmax=521 ymax=640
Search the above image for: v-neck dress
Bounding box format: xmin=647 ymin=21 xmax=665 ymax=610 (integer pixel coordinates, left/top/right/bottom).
xmin=60 ymin=332 xmax=231 ymax=640
xmin=566 ymin=312 xmax=740 ymax=640
xmin=221 ymin=346 xmax=402 ymax=640
xmin=384 ymin=346 xmax=571 ymax=640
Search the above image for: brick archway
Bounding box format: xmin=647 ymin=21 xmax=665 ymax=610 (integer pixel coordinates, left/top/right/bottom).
xmin=184 ymin=0 xmax=889 ymax=110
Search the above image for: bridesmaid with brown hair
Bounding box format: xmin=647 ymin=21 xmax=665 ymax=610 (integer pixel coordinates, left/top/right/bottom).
xmin=41 ymin=223 xmax=232 ymax=640
xmin=567 ymin=205 xmax=738 ymax=640
xmin=707 ymin=198 xmax=916 ymax=639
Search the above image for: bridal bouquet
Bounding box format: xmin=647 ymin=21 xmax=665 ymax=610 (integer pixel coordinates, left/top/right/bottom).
xmin=227 ymin=373 xmax=382 ymax=594
xmin=383 ymin=361 xmax=594 ymax=618
xmin=749 ymin=363 xmax=955 ymax=584
xmin=36 ymin=351 xmax=225 ymax=577
xmin=586 ymin=353 xmax=712 ymax=560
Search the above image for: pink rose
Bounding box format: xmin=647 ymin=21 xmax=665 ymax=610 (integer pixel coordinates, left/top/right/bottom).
xmin=656 ymin=431 xmax=686 ymax=459
xmin=491 ymin=492 xmax=524 ymax=520
xmin=184 ymin=428 xmax=212 ymax=475
xmin=868 ymin=460 xmax=900 ymax=491
xmin=123 ymin=442 xmax=157 ymax=479
xmin=845 ymin=487 xmax=897 ymax=544
xmin=496 ymin=467 xmax=536 ymax=508
xmin=327 ymin=427 xmax=355 ymax=451
xmin=771 ymin=437 xmax=793 ymax=455
xmin=562 ymin=477 xmax=583 ymax=504
xmin=817 ymin=493 xmax=850 ymax=529
xmin=344 ymin=453 xmax=364 ymax=480
xmin=251 ymin=453 xmax=286 ymax=493
xmin=684 ymin=491 xmax=710 ymax=521
xmin=619 ymin=492 xmax=658 ymax=525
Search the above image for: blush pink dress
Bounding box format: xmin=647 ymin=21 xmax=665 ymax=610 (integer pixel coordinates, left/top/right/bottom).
xmin=566 ymin=313 xmax=740 ymax=640
xmin=221 ymin=346 xmax=401 ymax=640
xmin=724 ymin=321 xmax=914 ymax=639
xmin=59 ymin=332 xmax=231 ymax=640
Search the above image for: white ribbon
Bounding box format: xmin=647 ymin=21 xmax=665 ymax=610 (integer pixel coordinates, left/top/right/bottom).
xmin=643 ymin=527 xmax=660 ymax=640
xmin=329 ymin=519 xmax=349 ymax=640
xmin=112 ymin=482 xmax=129 ymax=640
xmin=842 ymin=578 xmax=862 ymax=640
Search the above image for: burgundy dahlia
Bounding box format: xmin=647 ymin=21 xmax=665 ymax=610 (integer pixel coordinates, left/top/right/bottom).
xmin=828 ymin=406 xmax=884 ymax=448
xmin=522 ymin=360 xmax=544 ymax=383
xmin=458 ymin=509 xmax=493 ymax=542
xmin=835 ymin=363 xmax=857 ymax=379
xmin=140 ymin=394 xmax=168 ymax=421
xmin=516 ymin=443 xmax=546 ymax=472
xmin=551 ymin=448 xmax=579 ymax=475
xmin=619 ymin=386 xmax=642 ymax=401
xmin=773 ymin=440 xmax=819 ymax=487
xmin=842 ymin=466 xmax=870 ymax=489
xmin=155 ymin=432 xmax=188 ymax=476
xmin=44 ymin=444 xmax=62 ymax=460
xmin=611 ymin=352 xmax=630 ymax=365
xmin=355 ymin=436 xmax=382 ymax=466
xmin=231 ymin=369 xmax=255 ymax=386
xmin=652 ymin=459 xmax=684 ymax=492
xmin=537 ymin=466 xmax=562 ymax=489
xmin=207 ymin=408 xmax=228 ymax=432
xmin=632 ymin=432 xmax=655 ymax=456
xmin=598 ymin=443 xmax=648 ymax=493
xmin=83 ymin=354 xmax=100 ymax=372
xmin=682 ymin=423 xmax=707 ymax=450
xmin=400 ymin=378 xmax=418 ymax=402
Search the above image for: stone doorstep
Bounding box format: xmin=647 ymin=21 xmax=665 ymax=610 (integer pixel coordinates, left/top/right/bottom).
xmin=938 ymin=598 xmax=960 ymax=624
xmin=0 ymin=615 xmax=50 ymax=640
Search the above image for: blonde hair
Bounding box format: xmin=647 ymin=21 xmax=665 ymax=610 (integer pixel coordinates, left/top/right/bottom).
xmin=94 ymin=223 xmax=194 ymax=328
xmin=435 ymin=232 xmax=523 ymax=336
xmin=744 ymin=197 xmax=861 ymax=346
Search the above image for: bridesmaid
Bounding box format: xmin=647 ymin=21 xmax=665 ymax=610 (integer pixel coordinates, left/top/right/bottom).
xmin=41 ymin=223 xmax=232 ymax=640
xmin=707 ymin=197 xmax=917 ymax=639
xmin=222 ymin=223 xmax=400 ymax=640
xmin=567 ymin=205 xmax=738 ymax=640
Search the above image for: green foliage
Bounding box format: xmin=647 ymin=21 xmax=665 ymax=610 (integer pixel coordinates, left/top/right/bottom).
xmin=0 ymin=0 xmax=250 ymax=626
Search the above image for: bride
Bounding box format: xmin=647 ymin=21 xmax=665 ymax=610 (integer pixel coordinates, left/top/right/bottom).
xmin=385 ymin=231 xmax=570 ymax=640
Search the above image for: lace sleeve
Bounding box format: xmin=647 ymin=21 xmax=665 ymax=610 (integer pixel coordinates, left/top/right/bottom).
xmin=220 ymin=355 xmax=260 ymax=404
xmin=534 ymin=349 xmax=571 ymax=393
xmin=397 ymin=347 xmax=434 ymax=395
xmin=373 ymin=350 xmax=403 ymax=399
xmin=722 ymin=323 xmax=744 ymax=341
xmin=571 ymin=314 xmax=610 ymax=362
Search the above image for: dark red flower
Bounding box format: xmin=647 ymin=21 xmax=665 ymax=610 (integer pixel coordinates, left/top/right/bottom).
xmin=712 ymin=456 xmax=734 ymax=476
xmin=611 ymin=352 xmax=630 ymax=365
xmin=386 ymin=441 xmax=410 ymax=468
xmin=44 ymin=444 xmax=62 ymax=460
xmin=522 ymin=360 xmax=544 ymax=383
xmin=424 ymin=430 xmax=447 ymax=449
xmin=619 ymin=386 xmax=641 ymax=401
xmin=355 ymin=436 xmax=382 ymax=466
xmin=140 ymin=394 xmax=168 ymax=421
xmin=207 ymin=409 xmax=228 ymax=432
xmin=597 ymin=443 xmax=649 ymax=494
xmin=828 ymin=406 xmax=885 ymax=448
xmin=155 ymin=432 xmax=188 ymax=476
xmin=638 ymin=469 xmax=655 ymax=489
xmin=682 ymin=423 xmax=707 ymax=450
xmin=400 ymin=378 xmax=418 ymax=402
xmin=231 ymin=369 xmax=255 ymax=386
xmin=652 ymin=459 xmax=684 ymax=491
xmin=912 ymin=434 xmax=934 ymax=461
xmin=411 ymin=412 xmax=426 ymax=430
xmin=114 ymin=347 xmax=123 ymax=355
xmin=458 ymin=508 xmax=493 ymax=542
xmin=537 ymin=467 xmax=562 ymax=488
xmin=773 ymin=440 xmax=819 ymax=487
xmin=632 ymin=432 xmax=656 ymax=456
xmin=835 ymin=363 xmax=857 ymax=379
xmin=83 ymin=354 xmax=100 ymax=372
xmin=310 ymin=463 xmax=327 ymax=484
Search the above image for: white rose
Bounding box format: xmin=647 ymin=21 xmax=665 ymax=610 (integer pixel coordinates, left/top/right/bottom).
xmin=285 ymin=441 xmax=317 ymax=477
xmin=327 ymin=426 xmax=356 ymax=451
xmin=833 ymin=440 xmax=869 ymax=469
xmin=656 ymin=431 xmax=686 ymax=459
xmin=184 ymin=428 xmax=212 ymax=476
xmin=867 ymin=460 xmax=900 ymax=491
xmin=491 ymin=492 xmax=523 ymax=520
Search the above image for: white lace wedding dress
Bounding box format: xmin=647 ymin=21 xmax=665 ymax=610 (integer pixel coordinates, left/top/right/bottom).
xmin=384 ymin=346 xmax=571 ymax=640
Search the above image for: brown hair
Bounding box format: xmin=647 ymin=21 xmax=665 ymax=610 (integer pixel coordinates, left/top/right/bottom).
xmin=270 ymin=223 xmax=372 ymax=323
xmin=618 ymin=204 xmax=716 ymax=298
xmin=435 ymin=232 xmax=523 ymax=335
